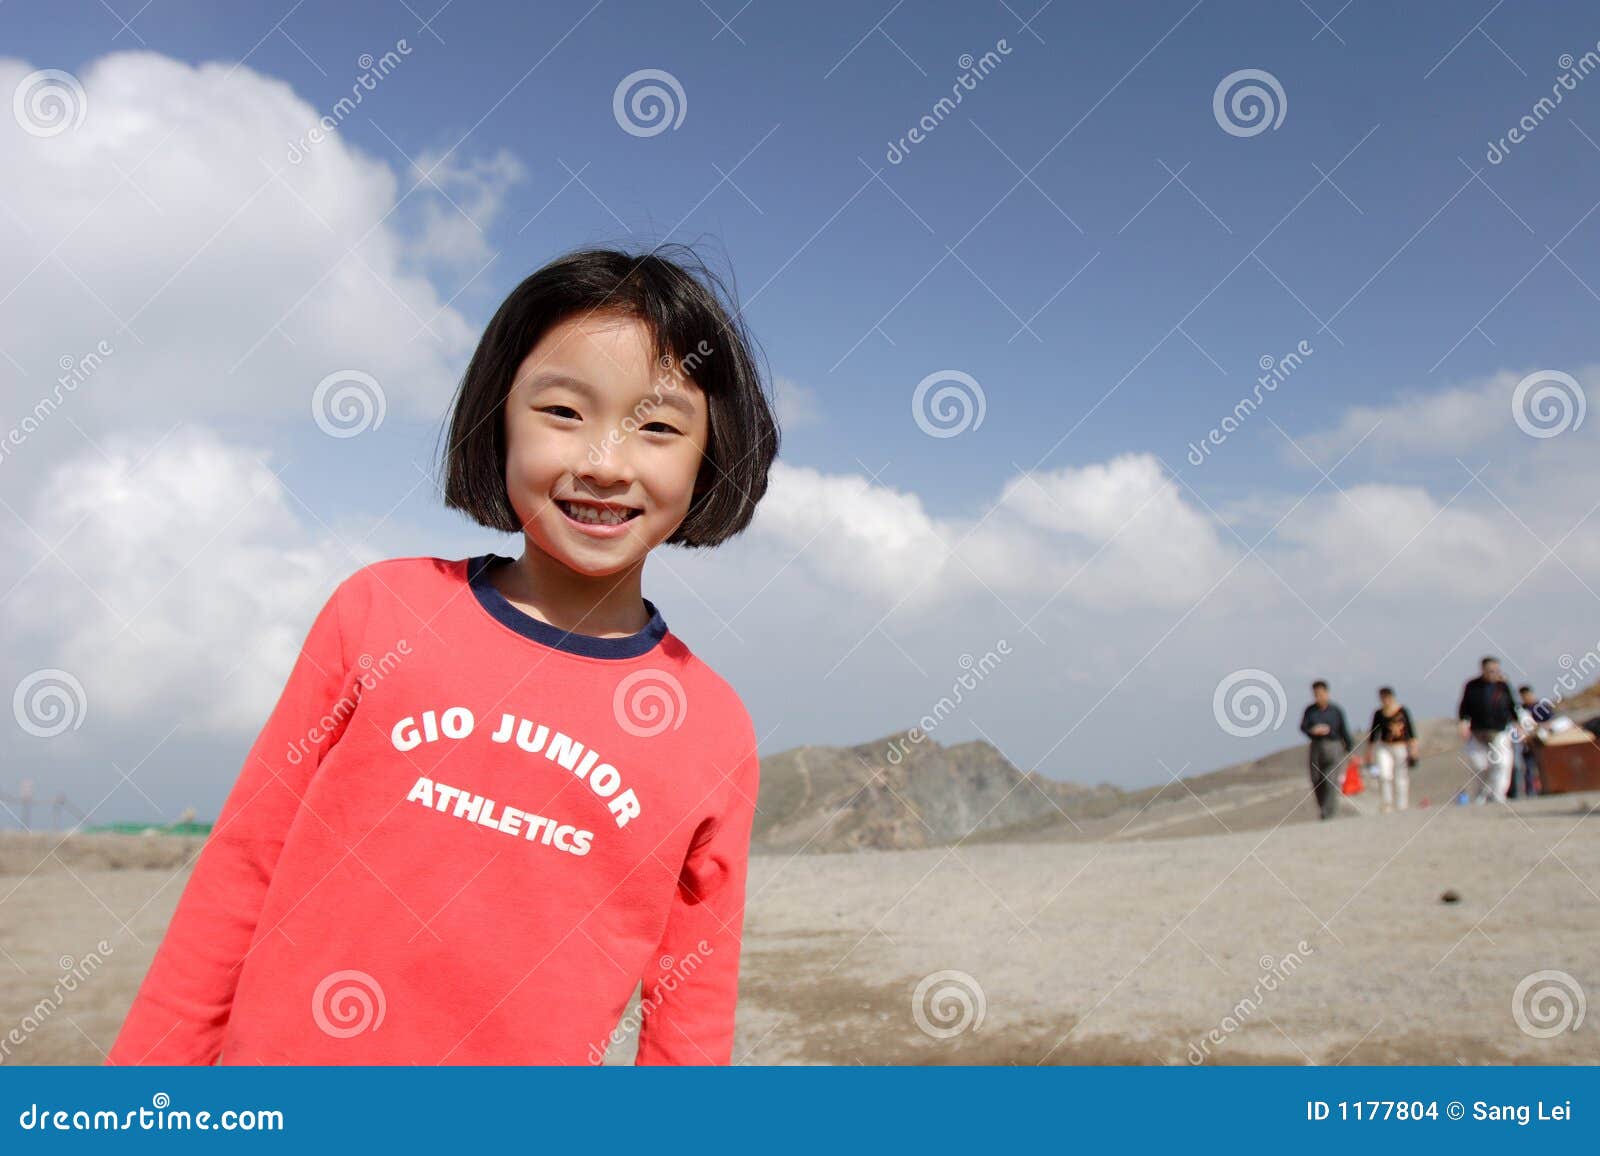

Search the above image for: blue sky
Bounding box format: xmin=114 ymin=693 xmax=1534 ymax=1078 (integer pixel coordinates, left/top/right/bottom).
xmin=3 ymin=0 xmax=1599 ymax=822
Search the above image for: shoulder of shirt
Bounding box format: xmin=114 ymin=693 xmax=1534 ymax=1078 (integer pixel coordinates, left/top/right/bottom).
xmin=321 ymin=555 xmax=469 ymax=627
xmin=332 ymin=555 xmax=464 ymax=596
xmin=662 ymin=633 xmax=758 ymax=756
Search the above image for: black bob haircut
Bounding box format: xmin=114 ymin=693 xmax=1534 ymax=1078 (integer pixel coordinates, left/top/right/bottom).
xmin=438 ymin=244 xmax=779 ymax=549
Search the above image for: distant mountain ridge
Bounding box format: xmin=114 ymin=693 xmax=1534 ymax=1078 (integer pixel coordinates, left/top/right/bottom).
xmin=751 ymin=680 xmax=1600 ymax=854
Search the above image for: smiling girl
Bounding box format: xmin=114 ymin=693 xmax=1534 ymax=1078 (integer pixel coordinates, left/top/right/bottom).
xmin=108 ymin=245 xmax=780 ymax=1067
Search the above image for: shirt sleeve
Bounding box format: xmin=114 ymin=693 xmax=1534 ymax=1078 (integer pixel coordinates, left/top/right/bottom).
xmin=1299 ymin=706 xmax=1316 ymax=738
xmin=633 ymin=719 xmax=760 ymax=1066
xmin=106 ymin=578 xmax=355 ymax=1066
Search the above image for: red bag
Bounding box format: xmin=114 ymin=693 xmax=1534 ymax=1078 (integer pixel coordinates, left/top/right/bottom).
xmin=1341 ymin=758 xmax=1365 ymax=795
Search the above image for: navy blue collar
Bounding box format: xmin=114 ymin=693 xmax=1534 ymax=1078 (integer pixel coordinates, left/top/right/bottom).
xmin=466 ymin=554 xmax=668 ymax=660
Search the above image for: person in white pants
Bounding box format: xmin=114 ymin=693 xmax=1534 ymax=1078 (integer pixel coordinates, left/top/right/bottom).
xmin=1464 ymin=728 xmax=1514 ymax=802
xmin=1458 ymin=657 xmax=1520 ymax=804
xmin=1366 ymin=687 xmax=1417 ymax=813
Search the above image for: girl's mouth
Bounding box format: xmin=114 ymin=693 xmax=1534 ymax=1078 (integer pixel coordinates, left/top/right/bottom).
xmin=555 ymin=499 xmax=643 ymax=536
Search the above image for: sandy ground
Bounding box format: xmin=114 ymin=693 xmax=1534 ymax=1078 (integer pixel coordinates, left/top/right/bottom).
xmin=2 ymin=791 xmax=1597 ymax=1065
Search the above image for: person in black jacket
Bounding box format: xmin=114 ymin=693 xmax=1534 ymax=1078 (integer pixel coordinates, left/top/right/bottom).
xmin=1458 ymin=656 xmax=1518 ymax=803
xmin=1511 ymin=684 xmax=1553 ymax=798
xmin=1300 ymin=680 xmax=1352 ymax=820
xmin=1367 ymin=686 xmax=1418 ymax=813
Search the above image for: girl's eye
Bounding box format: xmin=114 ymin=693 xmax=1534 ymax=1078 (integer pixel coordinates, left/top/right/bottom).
xmin=642 ymin=421 xmax=681 ymax=435
xmin=540 ymin=405 xmax=580 ymax=420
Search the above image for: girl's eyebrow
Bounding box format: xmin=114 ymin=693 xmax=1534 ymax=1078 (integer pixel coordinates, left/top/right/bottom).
xmin=526 ymin=371 xmax=698 ymax=418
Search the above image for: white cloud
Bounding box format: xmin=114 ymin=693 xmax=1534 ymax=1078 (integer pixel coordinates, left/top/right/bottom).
xmin=406 ymin=147 xmax=527 ymax=275
xmin=0 ymin=50 xmax=492 ymax=432
xmin=1291 ymin=365 xmax=1599 ymax=465
xmin=4 ymin=425 xmax=368 ymax=733
xmin=750 ymin=454 xmax=1245 ymax=612
xmin=751 ymin=461 xmax=949 ymax=603
xmin=772 ymin=376 xmax=821 ymax=430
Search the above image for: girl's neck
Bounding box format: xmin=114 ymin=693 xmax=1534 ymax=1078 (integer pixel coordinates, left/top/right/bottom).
xmin=490 ymin=542 xmax=651 ymax=638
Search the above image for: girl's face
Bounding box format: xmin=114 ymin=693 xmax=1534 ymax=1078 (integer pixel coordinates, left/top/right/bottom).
xmin=502 ymin=311 xmax=709 ymax=577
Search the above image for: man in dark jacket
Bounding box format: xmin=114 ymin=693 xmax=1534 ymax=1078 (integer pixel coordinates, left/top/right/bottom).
xmin=1458 ymin=656 xmax=1518 ymax=803
xmin=1300 ymin=680 xmax=1353 ymax=820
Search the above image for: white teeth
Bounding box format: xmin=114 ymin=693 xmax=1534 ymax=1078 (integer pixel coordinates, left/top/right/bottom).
xmin=561 ymin=501 xmax=634 ymax=526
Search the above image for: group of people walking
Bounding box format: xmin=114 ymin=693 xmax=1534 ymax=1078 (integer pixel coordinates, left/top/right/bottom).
xmin=1297 ymin=656 xmax=1548 ymax=821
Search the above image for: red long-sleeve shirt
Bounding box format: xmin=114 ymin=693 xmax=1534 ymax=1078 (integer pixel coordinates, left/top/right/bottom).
xmin=107 ymin=554 xmax=760 ymax=1066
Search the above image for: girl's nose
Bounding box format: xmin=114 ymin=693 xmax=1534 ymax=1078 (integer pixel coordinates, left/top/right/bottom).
xmin=578 ymin=433 xmax=637 ymax=487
